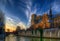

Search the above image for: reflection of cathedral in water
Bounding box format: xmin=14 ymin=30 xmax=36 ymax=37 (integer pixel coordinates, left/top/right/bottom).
xmin=0 ymin=10 xmax=5 ymax=34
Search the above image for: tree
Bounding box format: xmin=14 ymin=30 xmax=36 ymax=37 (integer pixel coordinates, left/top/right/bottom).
xmin=37 ymin=14 xmax=50 ymax=41
xmin=16 ymin=26 xmax=21 ymax=34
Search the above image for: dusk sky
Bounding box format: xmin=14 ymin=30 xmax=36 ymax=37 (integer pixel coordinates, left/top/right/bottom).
xmin=0 ymin=0 xmax=60 ymax=28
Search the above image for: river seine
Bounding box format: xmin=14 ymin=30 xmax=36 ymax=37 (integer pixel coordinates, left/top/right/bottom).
xmin=5 ymin=34 xmax=60 ymax=41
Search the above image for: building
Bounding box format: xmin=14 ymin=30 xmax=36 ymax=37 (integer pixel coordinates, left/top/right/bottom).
xmin=48 ymin=7 xmax=54 ymax=28
xmin=54 ymin=14 xmax=60 ymax=28
xmin=31 ymin=14 xmax=37 ymax=25
xmin=0 ymin=10 xmax=5 ymax=34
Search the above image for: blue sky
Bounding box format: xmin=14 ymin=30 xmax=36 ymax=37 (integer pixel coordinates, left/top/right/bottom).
xmin=0 ymin=0 xmax=60 ymax=27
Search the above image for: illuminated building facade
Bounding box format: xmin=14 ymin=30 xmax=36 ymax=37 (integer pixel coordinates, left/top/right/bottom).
xmin=31 ymin=14 xmax=37 ymax=25
xmin=54 ymin=14 xmax=60 ymax=28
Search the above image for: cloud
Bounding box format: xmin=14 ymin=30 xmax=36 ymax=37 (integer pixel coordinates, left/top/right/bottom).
xmin=32 ymin=5 xmax=37 ymax=14
xmin=6 ymin=17 xmax=13 ymax=22
xmin=17 ymin=22 xmax=26 ymax=30
xmin=25 ymin=0 xmax=37 ymax=18
xmin=52 ymin=1 xmax=60 ymax=12
xmin=5 ymin=14 xmax=21 ymax=26
xmin=5 ymin=16 xmax=17 ymax=32
xmin=0 ymin=0 xmax=6 ymax=4
xmin=25 ymin=0 xmax=38 ymax=28
xmin=25 ymin=0 xmax=32 ymax=27
xmin=25 ymin=0 xmax=32 ymax=18
xmin=8 ymin=0 xmax=14 ymax=6
xmin=5 ymin=16 xmax=15 ymax=26
xmin=5 ymin=16 xmax=27 ymax=30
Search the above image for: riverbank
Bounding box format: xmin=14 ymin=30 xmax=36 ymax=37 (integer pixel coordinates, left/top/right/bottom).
xmin=15 ymin=34 xmax=60 ymax=39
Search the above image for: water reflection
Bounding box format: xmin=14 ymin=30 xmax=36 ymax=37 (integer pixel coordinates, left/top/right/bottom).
xmin=0 ymin=34 xmax=4 ymax=41
xmin=16 ymin=36 xmax=30 ymax=41
xmin=5 ymin=34 xmax=31 ymax=41
xmin=5 ymin=34 xmax=16 ymax=41
xmin=5 ymin=34 xmax=60 ymax=41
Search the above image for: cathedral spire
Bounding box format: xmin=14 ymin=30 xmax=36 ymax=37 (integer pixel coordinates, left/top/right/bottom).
xmin=49 ymin=5 xmax=52 ymax=19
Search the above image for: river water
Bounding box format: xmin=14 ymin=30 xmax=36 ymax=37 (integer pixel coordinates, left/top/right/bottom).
xmin=5 ymin=34 xmax=60 ymax=41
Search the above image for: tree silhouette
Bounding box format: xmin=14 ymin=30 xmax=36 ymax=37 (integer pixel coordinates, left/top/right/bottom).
xmin=38 ymin=14 xmax=50 ymax=41
xmin=16 ymin=26 xmax=21 ymax=34
xmin=7 ymin=29 xmax=10 ymax=32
